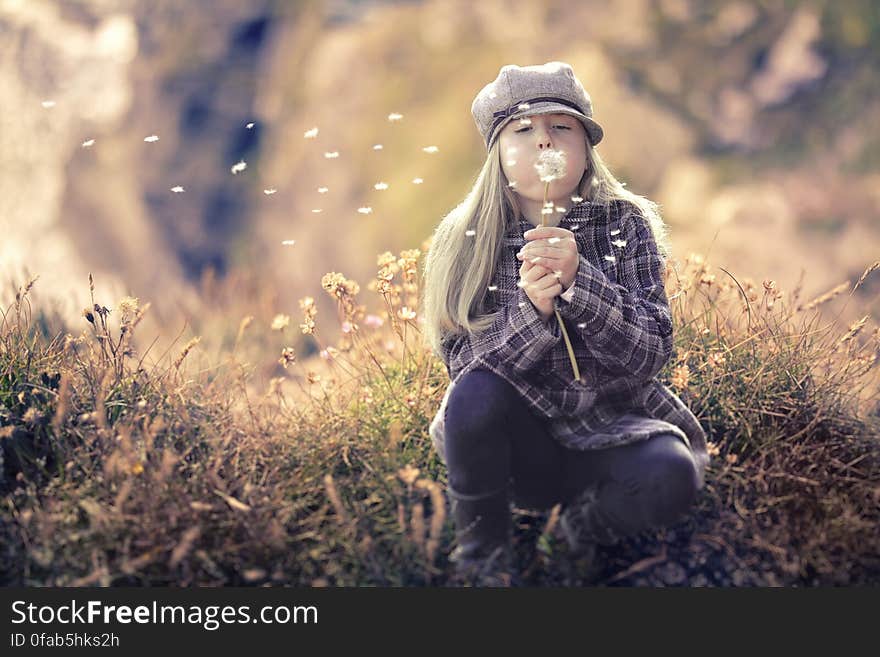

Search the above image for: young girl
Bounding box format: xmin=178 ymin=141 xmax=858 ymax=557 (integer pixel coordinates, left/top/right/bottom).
xmin=421 ymin=62 xmax=710 ymax=586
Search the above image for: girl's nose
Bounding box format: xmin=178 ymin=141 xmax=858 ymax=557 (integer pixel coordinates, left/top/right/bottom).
xmin=535 ymin=126 xmax=552 ymax=149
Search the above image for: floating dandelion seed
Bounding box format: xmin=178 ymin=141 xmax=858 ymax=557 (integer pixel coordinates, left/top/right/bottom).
xmin=535 ymin=149 xmax=567 ymax=182
xmin=271 ymin=314 xmax=290 ymax=331
xmin=604 ymin=255 xmax=617 ymax=263
xmin=571 ymin=224 xmax=580 ymax=230
xmin=246 ymin=122 xmax=255 ymax=129
xmin=488 ymin=285 xmax=498 ymax=291
xmin=506 ymin=160 xmax=517 ymax=166
xmin=555 ymin=206 xmax=566 ymax=213
xmin=610 ymin=229 xmax=621 ymax=235
xmin=374 ymin=182 xmax=389 ymax=190
xmin=358 ymin=207 xmax=373 ymax=214
xmin=508 ymin=181 xmax=518 ymax=188
xmin=312 ymin=209 xmax=322 ymax=213
xmin=489 ymin=91 xmax=498 ymax=99
xmin=517 ymin=103 xmax=531 ymax=112
xmin=412 ymin=178 xmax=423 ymax=184
xmin=422 ymin=146 xmax=439 ymax=154
xmin=281 ymin=240 xmax=296 ymax=246
xmin=81 ymin=139 xmax=95 ymax=148
xmin=41 ymin=100 xmax=56 ymax=108
xmin=548 ymin=237 xmax=562 ymax=244
xmin=373 ymin=144 xmax=383 ymax=150
xmin=230 ymin=160 xmax=247 ymax=174
xmin=465 ymin=230 xmax=476 ymax=236
xmin=170 ymin=186 xmax=185 ymax=193
xmin=388 ymin=112 xmax=404 ymax=121
xmin=264 ymin=188 xmax=277 ymax=195
xmin=612 ymin=239 xmax=627 ymax=248
xmin=571 ymin=196 xmax=583 ymax=202
xmin=518 ymin=117 xmax=532 ymax=126
xmin=317 ymin=187 xmax=329 ymax=193
xmin=303 ymin=127 xmax=319 ymax=139
xmin=577 ymin=322 xmax=587 ymax=329
xmin=324 ymin=151 xmax=339 ymax=159
xmin=144 ymin=135 xmax=159 ymax=142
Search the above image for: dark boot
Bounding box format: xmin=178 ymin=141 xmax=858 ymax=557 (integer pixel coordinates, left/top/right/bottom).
xmin=558 ymin=484 xmax=620 ymax=575
xmin=447 ymin=484 xmax=519 ymax=587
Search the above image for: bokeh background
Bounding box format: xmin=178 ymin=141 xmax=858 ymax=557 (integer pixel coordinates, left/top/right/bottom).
xmin=2 ymin=0 xmax=878 ymax=367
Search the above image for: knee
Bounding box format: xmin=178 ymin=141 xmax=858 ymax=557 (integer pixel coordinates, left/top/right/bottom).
xmin=646 ymin=435 xmax=699 ymax=523
xmin=446 ymin=369 xmax=517 ymax=437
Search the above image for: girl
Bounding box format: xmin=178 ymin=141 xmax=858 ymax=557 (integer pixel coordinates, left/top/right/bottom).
xmin=421 ymin=62 xmax=710 ymax=586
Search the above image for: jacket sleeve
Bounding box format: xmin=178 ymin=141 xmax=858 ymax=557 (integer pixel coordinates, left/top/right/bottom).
xmin=555 ymin=206 xmax=673 ymax=383
xmin=439 ymin=286 xmax=562 ymax=381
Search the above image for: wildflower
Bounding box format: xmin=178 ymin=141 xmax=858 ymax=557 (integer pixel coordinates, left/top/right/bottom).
xmin=303 ymin=127 xmax=319 ymax=138
xmin=706 ymin=442 xmax=721 ymax=458
xmin=321 ymin=272 xmax=360 ymax=300
xmin=299 ymin=296 xmax=317 ymax=335
xmin=170 ymin=186 xmax=185 ymax=193
xmin=82 ymin=139 xmax=95 ymax=148
xmin=670 ymin=364 xmax=690 ymax=390
xmin=535 ymin=148 xmax=567 ymax=182
xmin=726 ymin=453 xmax=738 ymax=465
xmin=271 ymin=314 xmax=290 ymax=331
xmin=707 ymin=351 xmax=726 ymax=369
xmin=144 ymin=135 xmax=159 ymax=142
xmin=230 ymin=160 xmax=247 ymax=174
xmin=341 ymin=320 xmax=356 ymax=333
xmin=388 ymin=112 xmax=404 ymax=121
xmin=264 ymin=188 xmax=277 ymax=195
xmin=398 ymin=307 xmax=417 ymax=321
xmin=700 ymin=272 xmax=716 ymax=286
xmin=118 ymin=296 xmax=139 ymax=328
xmin=306 ymin=371 xmax=321 ymax=384
xmin=422 ymin=146 xmax=439 ymax=153
xmin=278 ymin=347 xmax=296 ymax=369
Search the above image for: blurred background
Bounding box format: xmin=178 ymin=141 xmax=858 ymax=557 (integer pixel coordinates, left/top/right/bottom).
xmin=2 ymin=0 xmax=878 ymax=364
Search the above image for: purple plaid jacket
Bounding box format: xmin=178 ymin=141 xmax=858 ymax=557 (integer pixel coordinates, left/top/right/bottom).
xmin=429 ymin=199 xmax=710 ymax=488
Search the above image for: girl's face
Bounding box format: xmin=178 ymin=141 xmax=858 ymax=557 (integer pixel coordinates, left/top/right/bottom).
xmin=498 ymin=112 xmax=589 ymax=206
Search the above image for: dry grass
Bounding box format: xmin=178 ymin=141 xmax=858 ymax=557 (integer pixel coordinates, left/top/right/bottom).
xmin=1 ymin=249 xmax=878 ymax=587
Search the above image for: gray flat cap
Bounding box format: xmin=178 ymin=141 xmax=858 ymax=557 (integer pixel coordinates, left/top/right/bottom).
xmin=471 ymin=61 xmax=604 ymax=150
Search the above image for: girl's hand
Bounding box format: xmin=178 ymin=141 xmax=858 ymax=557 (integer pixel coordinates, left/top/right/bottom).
xmin=516 ymin=226 xmax=578 ymax=289
xmin=519 ymin=257 xmax=562 ymax=322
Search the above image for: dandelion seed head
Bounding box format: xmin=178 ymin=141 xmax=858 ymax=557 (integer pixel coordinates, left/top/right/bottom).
xmin=535 ymin=148 xmax=567 ymax=182
xmin=303 ymin=127 xmax=319 ymax=139
xmin=170 ymin=185 xmax=185 ymax=193
xmin=144 ymin=135 xmax=159 ymax=142
xmin=324 ymin=151 xmax=339 ymax=159
xmin=230 ymin=160 xmax=247 ymax=174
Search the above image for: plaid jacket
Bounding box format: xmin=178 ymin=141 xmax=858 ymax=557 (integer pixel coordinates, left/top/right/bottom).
xmin=429 ymin=199 xmax=710 ymax=488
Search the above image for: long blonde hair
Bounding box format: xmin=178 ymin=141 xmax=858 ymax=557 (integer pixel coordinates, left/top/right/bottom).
xmin=421 ymin=132 xmax=672 ymax=358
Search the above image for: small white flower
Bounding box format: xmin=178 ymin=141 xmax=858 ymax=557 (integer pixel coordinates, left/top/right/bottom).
xmin=534 ymin=148 xmax=567 ymax=182
xmin=81 ymin=139 xmax=95 ymax=148
xmin=170 ymin=185 xmax=185 ymax=193
xmin=358 ymin=207 xmax=373 ymax=214
xmin=388 ymin=112 xmax=404 ymax=122
xmin=144 ymin=135 xmax=159 ymax=142
xmin=324 ymin=151 xmax=339 ymax=159
xmin=230 ymin=160 xmax=247 ymax=174
xmin=610 ymin=229 xmax=621 ymax=235
xmin=422 ymin=145 xmax=439 ymax=154
xmin=41 ymin=100 xmax=56 ymax=108
xmin=465 ymin=230 xmax=476 ymax=236
xmin=317 ymin=187 xmax=329 ymax=193
xmin=372 ymin=144 xmax=383 ymax=150
xmin=412 ymin=178 xmax=423 ymax=184
xmin=264 ymin=188 xmax=277 ymax=195
xmin=604 ymin=255 xmax=617 ymax=263
xmin=612 ymin=239 xmax=627 ymax=248
xmin=281 ymin=240 xmax=296 ymax=246
xmin=246 ymin=122 xmax=255 ymax=129
xmin=374 ymin=182 xmax=389 ymax=190
xmin=303 ymin=127 xmax=319 ymax=139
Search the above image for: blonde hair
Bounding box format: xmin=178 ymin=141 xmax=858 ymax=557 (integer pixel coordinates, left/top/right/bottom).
xmin=421 ymin=131 xmax=672 ymax=358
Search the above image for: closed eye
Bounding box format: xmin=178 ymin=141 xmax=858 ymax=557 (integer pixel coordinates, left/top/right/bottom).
xmin=514 ymin=125 xmax=572 ymax=133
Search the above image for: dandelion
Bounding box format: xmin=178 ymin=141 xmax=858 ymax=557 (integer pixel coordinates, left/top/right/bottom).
xmin=412 ymin=178 xmax=423 ymax=184
xmin=230 ymin=160 xmax=247 ymax=174
xmin=318 ymin=187 xmax=329 ymax=193
xmin=246 ymin=122 xmax=255 ymax=129
xmin=81 ymin=139 xmax=95 ymax=148
xmin=324 ymin=151 xmax=339 ymax=159
xmin=374 ymin=182 xmax=389 ymax=190
xmin=264 ymin=188 xmax=277 ymax=195
xmin=271 ymin=314 xmax=290 ymax=331
xmin=278 ymin=347 xmax=296 ymax=368
xmin=422 ymin=146 xmax=439 ymax=153
xmin=388 ymin=112 xmax=404 ymax=121
xmin=357 ymin=207 xmax=373 ymax=214
xmin=535 ymin=148 xmax=567 ymax=183
xmin=41 ymin=100 xmax=56 ymax=108
xmin=281 ymin=239 xmax=296 ymax=246
xmin=170 ymin=186 xmax=185 ymax=193
xmin=303 ymin=127 xmax=319 ymax=139
xmin=373 ymin=144 xmax=383 ymax=150
xmin=144 ymin=135 xmax=159 ymax=142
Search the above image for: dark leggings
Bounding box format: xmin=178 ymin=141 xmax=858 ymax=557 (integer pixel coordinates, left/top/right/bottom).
xmin=444 ymin=369 xmax=700 ymax=540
